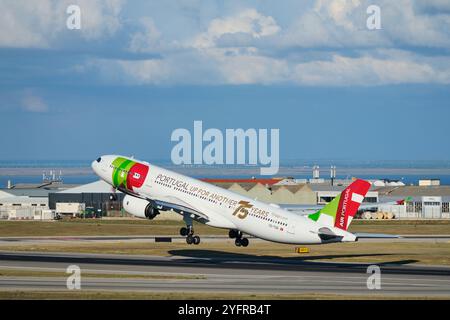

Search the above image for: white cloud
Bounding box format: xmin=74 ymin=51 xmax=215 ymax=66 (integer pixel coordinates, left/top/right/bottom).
xmin=280 ymin=0 xmax=450 ymax=49
xmin=383 ymin=0 xmax=450 ymax=48
xmin=0 ymin=0 xmax=125 ymax=48
xmin=292 ymin=51 xmax=450 ymax=85
xmin=208 ymin=49 xmax=290 ymax=85
xmin=76 ymin=0 xmax=124 ymax=40
xmin=0 ymin=1 xmax=54 ymax=48
xmin=314 ymin=0 xmax=361 ymax=30
xmin=21 ymin=91 xmax=49 ymax=113
xmin=11 ymin=1 xmax=448 ymax=87
xmin=85 ymin=48 xmax=450 ymax=86
xmin=128 ymin=17 xmax=162 ymax=53
xmin=193 ymin=9 xmax=280 ymax=49
xmin=115 ymin=59 xmax=170 ymax=84
xmin=87 ymin=9 xmax=285 ymax=85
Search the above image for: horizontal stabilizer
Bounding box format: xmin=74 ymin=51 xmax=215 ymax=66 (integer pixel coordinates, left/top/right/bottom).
xmin=317 ymin=227 xmax=344 ymax=242
xmin=354 ymin=233 xmax=401 ymax=239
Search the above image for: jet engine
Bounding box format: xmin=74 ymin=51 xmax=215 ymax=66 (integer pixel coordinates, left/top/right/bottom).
xmin=122 ymin=194 xmax=159 ymax=219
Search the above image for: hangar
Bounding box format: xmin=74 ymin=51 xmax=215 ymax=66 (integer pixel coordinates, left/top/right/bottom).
xmin=0 ymin=187 xmax=51 ymax=220
xmin=374 ymin=186 xmax=450 ymax=219
xmin=48 ymin=180 xmax=124 ymax=217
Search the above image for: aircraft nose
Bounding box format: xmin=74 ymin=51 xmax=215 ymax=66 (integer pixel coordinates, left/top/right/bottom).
xmin=91 ymin=157 xmax=101 ymax=173
xmin=91 ymin=160 xmax=97 ymax=173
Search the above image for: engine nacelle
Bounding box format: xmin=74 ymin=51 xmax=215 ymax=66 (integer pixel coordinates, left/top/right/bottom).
xmin=122 ymin=195 xmax=159 ymax=219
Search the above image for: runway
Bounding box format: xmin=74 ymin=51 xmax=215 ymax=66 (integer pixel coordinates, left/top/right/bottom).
xmin=1 ymin=250 xmax=449 ymax=297
xmin=0 ymin=234 xmax=449 ymax=245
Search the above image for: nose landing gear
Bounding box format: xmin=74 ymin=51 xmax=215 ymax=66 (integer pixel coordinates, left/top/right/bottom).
xmin=180 ymin=226 xmax=200 ymax=245
xmin=229 ymin=229 xmax=249 ymax=247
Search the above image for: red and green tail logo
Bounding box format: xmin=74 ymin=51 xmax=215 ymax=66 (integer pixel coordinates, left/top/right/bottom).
xmin=111 ymin=157 xmax=149 ymax=191
xmin=308 ymin=179 xmax=371 ymax=230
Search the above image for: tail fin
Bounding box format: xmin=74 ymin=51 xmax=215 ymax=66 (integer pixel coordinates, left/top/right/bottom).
xmin=396 ymin=196 xmax=412 ymax=205
xmin=308 ymin=179 xmax=371 ymax=231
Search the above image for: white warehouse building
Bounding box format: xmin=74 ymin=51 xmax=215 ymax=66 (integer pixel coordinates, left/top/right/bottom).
xmin=0 ymin=188 xmax=53 ymax=220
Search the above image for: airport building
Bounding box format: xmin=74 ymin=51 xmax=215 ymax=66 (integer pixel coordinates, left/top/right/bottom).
xmin=374 ymin=186 xmax=450 ymax=219
xmin=48 ymin=181 xmax=125 ymax=217
xmin=0 ymin=187 xmax=52 ymax=220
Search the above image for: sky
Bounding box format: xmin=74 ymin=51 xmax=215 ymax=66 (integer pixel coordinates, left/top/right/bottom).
xmin=0 ymin=0 xmax=449 ymax=162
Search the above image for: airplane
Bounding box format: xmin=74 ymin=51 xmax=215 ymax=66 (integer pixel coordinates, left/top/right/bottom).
xmin=281 ymin=197 xmax=411 ymax=216
xmin=92 ymin=155 xmax=393 ymax=247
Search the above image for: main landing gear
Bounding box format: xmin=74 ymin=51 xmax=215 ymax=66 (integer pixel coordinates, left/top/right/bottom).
xmin=180 ymin=226 xmax=200 ymax=245
xmin=229 ymin=229 xmax=249 ymax=247
xmin=180 ymin=215 xmax=200 ymax=245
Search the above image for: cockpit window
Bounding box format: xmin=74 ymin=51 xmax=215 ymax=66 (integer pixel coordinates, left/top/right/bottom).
xmin=96 ymin=157 xmax=102 ymax=163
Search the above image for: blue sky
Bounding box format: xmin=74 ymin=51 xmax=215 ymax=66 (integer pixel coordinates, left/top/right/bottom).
xmin=0 ymin=0 xmax=449 ymax=161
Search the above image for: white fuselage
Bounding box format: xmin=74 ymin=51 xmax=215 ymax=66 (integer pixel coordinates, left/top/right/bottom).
xmin=92 ymin=155 xmax=356 ymax=244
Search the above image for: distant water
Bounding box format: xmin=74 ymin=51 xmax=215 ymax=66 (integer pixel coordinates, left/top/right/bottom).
xmin=2 ymin=159 xmax=450 ymax=188
xmin=0 ymin=175 xmax=98 ymax=187
xmin=0 ymin=160 xmax=92 ymax=168
xmin=1 ymin=159 xmax=450 ymax=168
xmin=1 ymin=173 xmax=450 ymax=188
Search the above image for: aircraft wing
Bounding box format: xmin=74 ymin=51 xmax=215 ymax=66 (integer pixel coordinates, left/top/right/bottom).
xmin=117 ymin=185 xmax=210 ymax=222
xmin=354 ymin=233 xmax=401 ymax=239
xmin=150 ymin=196 xmax=210 ymax=222
xmin=281 ymin=204 xmax=322 ymax=215
xmin=281 ymin=198 xmax=409 ymax=215
xmin=358 ymin=201 xmax=400 ymax=210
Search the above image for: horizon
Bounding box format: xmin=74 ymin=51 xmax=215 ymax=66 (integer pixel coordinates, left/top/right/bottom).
xmin=0 ymin=157 xmax=450 ymax=170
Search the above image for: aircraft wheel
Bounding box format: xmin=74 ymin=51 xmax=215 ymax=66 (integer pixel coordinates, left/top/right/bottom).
xmin=241 ymin=238 xmax=249 ymax=247
xmin=180 ymin=227 xmax=188 ymax=236
xmin=234 ymin=238 xmax=242 ymax=247
xmin=193 ymin=236 xmax=201 ymax=245
xmin=229 ymin=229 xmax=242 ymax=239
xmin=186 ymin=235 xmax=194 ymax=245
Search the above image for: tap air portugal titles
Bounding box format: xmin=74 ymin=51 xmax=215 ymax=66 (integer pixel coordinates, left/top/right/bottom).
xmin=92 ymin=155 xmax=375 ymax=246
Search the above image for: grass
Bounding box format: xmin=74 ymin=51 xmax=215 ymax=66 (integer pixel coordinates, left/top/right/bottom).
xmin=0 ymin=219 xmax=226 ymax=237
xmin=1 ymin=240 xmax=450 ymax=266
xmin=1 ymin=219 xmax=450 ymax=237
xmin=349 ymin=219 xmax=450 ymax=235
xmin=0 ymin=269 xmax=205 ymax=280
xmin=1 ymin=219 xmax=450 ymax=266
xmin=0 ymin=291 xmax=448 ymax=300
